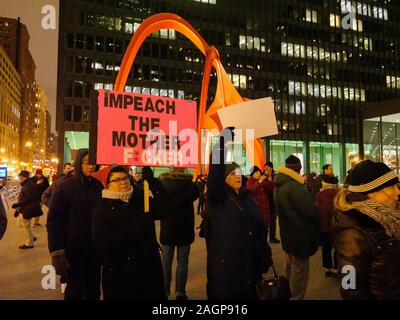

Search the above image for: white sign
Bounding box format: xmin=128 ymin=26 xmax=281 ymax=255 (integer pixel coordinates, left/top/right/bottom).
xmin=217 ymin=97 xmax=278 ymax=139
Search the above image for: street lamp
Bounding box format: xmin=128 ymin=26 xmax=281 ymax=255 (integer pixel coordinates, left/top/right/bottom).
xmin=0 ymin=148 xmax=5 ymax=153
xmin=25 ymin=141 xmax=32 ymax=148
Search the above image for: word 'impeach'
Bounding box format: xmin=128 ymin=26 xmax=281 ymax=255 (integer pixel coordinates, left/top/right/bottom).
xmin=104 ymin=93 xmax=176 ymax=115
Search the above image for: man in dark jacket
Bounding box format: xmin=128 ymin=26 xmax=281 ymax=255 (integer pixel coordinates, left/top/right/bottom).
xmin=41 ymin=163 xmax=74 ymax=207
xmin=159 ymin=168 xmax=199 ymax=300
xmin=274 ymin=155 xmax=321 ymax=300
xmin=47 ymin=149 xmax=103 ymax=300
xmin=311 ymin=164 xmax=334 ymax=198
xmin=0 ymin=190 xmax=7 ymax=240
xmin=264 ymin=162 xmax=280 ymax=244
xmin=12 ymin=171 xmax=43 ymax=249
xmin=31 ymin=169 xmax=50 ymax=227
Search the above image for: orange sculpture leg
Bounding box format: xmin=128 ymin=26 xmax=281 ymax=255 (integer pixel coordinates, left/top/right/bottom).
xmin=114 ymin=13 xmax=266 ymax=176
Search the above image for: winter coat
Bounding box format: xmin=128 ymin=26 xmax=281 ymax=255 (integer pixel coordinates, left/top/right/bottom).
xmin=246 ymin=177 xmax=273 ymax=225
xmin=14 ymin=179 xmax=43 ymax=220
xmin=0 ymin=193 xmax=7 ymax=239
xmin=47 ymin=149 xmax=103 ymax=256
xmin=31 ymin=175 xmax=50 ymax=201
xmin=206 ymin=141 xmax=272 ymax=300
xmin=273 ymin=167 xmax=321 ymax=258
xmin=315 ymin=188 xmax=338 ymax=233
xmin=332 ymin=209 xmax=400 ymax=300
xmin=159 ymin=172 xmax=199 ymax=246
xmin=92 ymin=186 xmax=168 ymax=300
xmin=41 ymin=173 xmax=73 ymax=207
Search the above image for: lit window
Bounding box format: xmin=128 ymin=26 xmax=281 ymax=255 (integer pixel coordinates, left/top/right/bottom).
xmin=177 ymin=90 xmax=185 ymax=99
xmin=125 ymin=22 xmax=133 ymax=34
xmin=94 ymin=83 xmax=103 ymax=90
xmin=306 ymin=9 xmax=317 ymax=23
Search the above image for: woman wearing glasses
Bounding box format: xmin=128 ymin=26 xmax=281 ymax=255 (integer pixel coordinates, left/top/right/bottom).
xmin=92 ymin=166 xmax=167 ymax=300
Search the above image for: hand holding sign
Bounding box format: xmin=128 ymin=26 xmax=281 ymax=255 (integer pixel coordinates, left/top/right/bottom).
xmin=217 ymin=98 xmax=278 ymax=139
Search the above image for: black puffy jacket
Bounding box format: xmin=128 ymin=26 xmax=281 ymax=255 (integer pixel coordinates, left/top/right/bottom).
xmin=15 ymin=179 xmax=43 ymax=219
xmin=159 ymin=172 xmax=199 ymax=246
xmin=332 ymin=209 xmax=400 ymax=300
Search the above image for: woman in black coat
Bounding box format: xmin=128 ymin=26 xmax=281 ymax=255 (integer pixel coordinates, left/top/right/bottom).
xmin=92 ymin=166 xmax=168 ymax=300
xmin=333 ymin=160 xmax=400 ymax=299
xmin=206 ymin=129 xmax=272 ymax=300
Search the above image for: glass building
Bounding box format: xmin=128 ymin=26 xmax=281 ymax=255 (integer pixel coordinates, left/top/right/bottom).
xmin=361 ymin=98 xmax=400 ymax=173
xmin=57 ymin=0 xmax=400 ymax=180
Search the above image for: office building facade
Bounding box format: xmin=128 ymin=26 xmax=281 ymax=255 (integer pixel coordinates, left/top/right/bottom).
xmin=57 ymin=0 xmax=400 ymax=180
xmin=0 ymin=17 xmax=37 ymax=170
xmin=0 ymin=44 xmax=22 ymax=176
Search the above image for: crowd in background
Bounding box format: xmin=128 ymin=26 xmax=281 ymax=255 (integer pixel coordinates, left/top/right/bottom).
xmin=1 ymin=127 xmax=400 ymax=300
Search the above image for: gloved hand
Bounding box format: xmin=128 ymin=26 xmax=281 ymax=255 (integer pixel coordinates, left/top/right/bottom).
xmin=11 ymin=203 xmax=19 ymax=209
xmin=50 ymin=250 xmax=70 ymax=278
xmin=13 ymin=210 xmax=20 ymax=218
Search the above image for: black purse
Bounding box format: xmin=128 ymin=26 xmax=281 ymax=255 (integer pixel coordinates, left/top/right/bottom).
xmin=256 ymin=265 xmax=291 ymax=300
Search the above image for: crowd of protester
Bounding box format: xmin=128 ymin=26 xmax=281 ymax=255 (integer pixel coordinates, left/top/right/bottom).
xmin=2 ymin=127 xmax=400 ymax=300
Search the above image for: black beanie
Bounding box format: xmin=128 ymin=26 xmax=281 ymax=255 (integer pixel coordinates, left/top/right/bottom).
xmin=250 ymin=166 xmax=261 ymax=177
xmin=285 ymin=155 xmax=302 ymax=172
xmin=225 ymin=162 xmax=240 ymax=179
xmin=18 ymin=170 xmax=30 ymax=178
xmin=322 ymin=175 xmax=338 ymax=185
xmin=348 ymin=160 xmax=399 ymax=193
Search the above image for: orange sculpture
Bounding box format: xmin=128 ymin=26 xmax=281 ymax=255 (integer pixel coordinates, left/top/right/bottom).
xmin=114 ymin=13 xmax=266 ymax=176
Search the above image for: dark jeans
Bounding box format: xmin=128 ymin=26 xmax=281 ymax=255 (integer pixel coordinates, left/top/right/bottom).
xmin=64 ymin=254 xmax=101 ymax=300
xmin=161 ymin=245 xmax=190 ymax=297
xmin=320 ymin=232 xmax=338 ymax=270
xmin=269 ymin=208 xmax=277 ymax=240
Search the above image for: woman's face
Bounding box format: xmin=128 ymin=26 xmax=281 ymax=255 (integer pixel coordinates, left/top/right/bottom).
xmin=108 ymin=172 xmax=131 ymax=192
xmin=225 ymin=168 xmax=243 ymax=193
xmin=252 ymin=171 xmax=261 ymax=180
xmin=368 ymin=185 xmax=400 ymax=209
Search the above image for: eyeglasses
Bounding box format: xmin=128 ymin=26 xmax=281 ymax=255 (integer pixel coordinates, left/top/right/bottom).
xmin=109 ymin=176 xmax=130 ymax=184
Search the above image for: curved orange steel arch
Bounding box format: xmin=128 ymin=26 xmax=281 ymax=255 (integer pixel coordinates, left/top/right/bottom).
xmin=114 ymin=13 xmax=265 ymax=175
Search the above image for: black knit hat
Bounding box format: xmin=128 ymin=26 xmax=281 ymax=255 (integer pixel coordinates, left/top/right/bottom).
xmin=225 ymin=162 xmax=240 ymax=179
xmin=348 ymin=160 xmax=399 ymax=193
xmin=18 ymin=170 xmax=30 ymax=178
xmin=250 ymin=165 xmax=261 ymax=177
xmin=322 ymin=175 xmax=338 ymax=185
xmin=285 ymin=155 xmax=302 ymax=172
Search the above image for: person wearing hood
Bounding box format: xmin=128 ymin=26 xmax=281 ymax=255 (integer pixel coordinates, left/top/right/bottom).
xmin=46 ymin=149 xmax=103 ymax=300
xmin=12 ymin=171 xmax=43 ymax=249
xmin=273 ymin=155 xmax=321 ymax=300
xmin=41 ymin=163 xmax=74 ymax=208
xmin=315 ymin=175 xmax=339 ymax=277
xmin=246 ymin=166 xmax=273 ymax=240
xmin=92 ymin=166 xmax=167 ymax=300
xmin=206 ymin=128 xmax=272 ymax=300
xmin=332 ymin=160 xmax=400 ymax=299
xmin=159 ymin=168 xmax=199 ymax=300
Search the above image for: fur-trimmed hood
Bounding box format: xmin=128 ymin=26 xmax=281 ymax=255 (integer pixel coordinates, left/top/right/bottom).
xmin=159 ymin=171 xmax=194 ymax=182
xmin=274 ymin=166 xmax=306 ymax=185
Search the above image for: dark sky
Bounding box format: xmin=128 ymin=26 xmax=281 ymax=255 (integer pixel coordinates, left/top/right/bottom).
xmin=0 ymin=0 xmax=59 ymax=132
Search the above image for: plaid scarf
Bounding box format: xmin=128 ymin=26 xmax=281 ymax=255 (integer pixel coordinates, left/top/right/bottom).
xmin=352 ymin=200 xmax=400 ymax=240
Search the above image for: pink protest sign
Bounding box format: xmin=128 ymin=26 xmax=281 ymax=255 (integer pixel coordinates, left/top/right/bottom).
xmin=96 ymin=90 xmax=197 ymax=167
